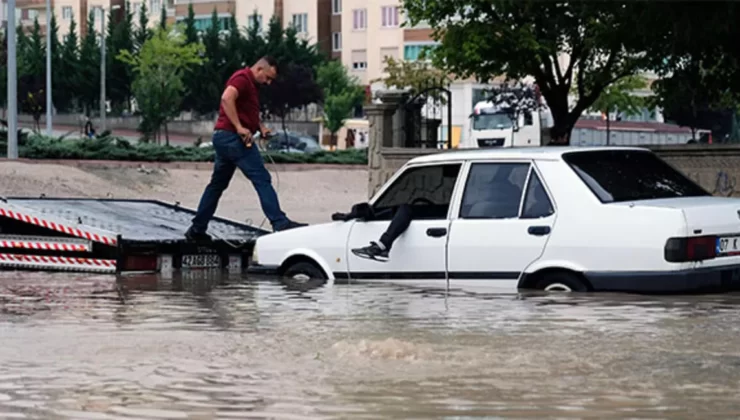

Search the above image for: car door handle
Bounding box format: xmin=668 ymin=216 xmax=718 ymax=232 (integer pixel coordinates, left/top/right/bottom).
xmin=528 ymin=225 xmax=551 ymax=236
xmin=426 ymin=227 xmax=447 ymax=237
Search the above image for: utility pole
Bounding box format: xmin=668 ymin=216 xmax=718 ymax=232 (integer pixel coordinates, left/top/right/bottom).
xmin=46 ymin=0 xmax=52 ymax=135
xmin=100 ymin=8 xmax=106 ymax=132
xmin=7 ymin=0 xmax=17 ymax=159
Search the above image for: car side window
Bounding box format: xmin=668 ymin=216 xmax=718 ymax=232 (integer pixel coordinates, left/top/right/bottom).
xmin=521 ymin=170 xmax=555 ymax=219
xmin=372 ymin=163 xmax=462 ymax=221
xmin=459 ymin=162 xmax=530 ymax=219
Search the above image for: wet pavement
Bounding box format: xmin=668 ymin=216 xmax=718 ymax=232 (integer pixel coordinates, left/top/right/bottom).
xmin=2 ymin=270 xmax=740 ymax=419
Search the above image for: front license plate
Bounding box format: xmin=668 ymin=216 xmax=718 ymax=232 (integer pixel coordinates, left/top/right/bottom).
xmin=182 ymin=254 xmax=221 ymax=268
xmin=716 ymin=236 xmax=740 ymax=255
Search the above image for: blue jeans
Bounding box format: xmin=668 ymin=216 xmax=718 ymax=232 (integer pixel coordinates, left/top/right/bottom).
xmin=191 ymin=130 xmax=289 ymax=231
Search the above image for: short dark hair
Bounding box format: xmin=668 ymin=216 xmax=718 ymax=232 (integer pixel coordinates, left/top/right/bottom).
xmin=260 ymin=55 xmax=278 ymax=68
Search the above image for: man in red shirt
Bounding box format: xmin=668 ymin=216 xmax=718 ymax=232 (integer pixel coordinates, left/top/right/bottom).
xmin=186 ymin=56 xmax=306 ymax=241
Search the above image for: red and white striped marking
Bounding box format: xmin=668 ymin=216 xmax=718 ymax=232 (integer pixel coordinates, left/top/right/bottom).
xmin=0 ymin=240 xmax=89 ymax=251
xmin=0 ymin=207 xmax=117 ymax=246
xmin=0 ymin=235 xmax=92 ymax=252
xmin=0 ymin=253 xmax=116 ymax=273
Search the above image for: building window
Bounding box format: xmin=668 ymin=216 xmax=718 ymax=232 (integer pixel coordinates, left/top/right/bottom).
xmin=404 ymin=43 xmax=436 ymax=61
xmin=90 ymin=6 xmax=101 ymax=22
xmin=292 ymin=13 xmax=308 ymax=33
xmin=332 ymin=32 xmax=341 ymax=51
xmin=332 ymin=0 xmax=341 ymax=15
xmin=351 ymin=49 xmax=367 ymax=71
xmin=176 ymin=15 xmax=232 ymax=31
xmin=381 ymin=6 xmax=398 ymax=27
xmin=248 ymin=14 xmax=262 ymax=31
xmin=150 ymin=0 xmax=160 ymax=14
xmin=352 ymin=9 xmax=366 ymax=30
xmin=62 ymin=6 xmax=72 ymax=20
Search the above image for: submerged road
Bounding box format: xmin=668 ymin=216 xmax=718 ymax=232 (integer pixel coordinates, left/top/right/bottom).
xmin=1 ymin=270 xmax=740 ymax=418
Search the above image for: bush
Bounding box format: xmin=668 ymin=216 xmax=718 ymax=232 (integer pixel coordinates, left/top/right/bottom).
xmin=0 ymin=134 xmax=368 ymax=165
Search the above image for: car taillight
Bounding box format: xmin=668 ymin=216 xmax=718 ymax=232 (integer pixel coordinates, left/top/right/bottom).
xmin=665 ymin=235 xmax=717 ymax=262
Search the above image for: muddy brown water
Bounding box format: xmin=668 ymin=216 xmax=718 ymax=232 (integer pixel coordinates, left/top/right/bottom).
xmin=1 ymin=270 xmax=740 ymax=419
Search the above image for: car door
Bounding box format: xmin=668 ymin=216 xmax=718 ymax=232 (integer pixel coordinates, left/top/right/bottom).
xmin=446 ymin=160 xmax=556 ymax=293
xmin=345 ymin=162 xmax=464 ymax=289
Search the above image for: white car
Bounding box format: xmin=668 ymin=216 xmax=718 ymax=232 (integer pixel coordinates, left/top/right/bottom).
xmin=248 ymin=146 xmax=740 ymax=294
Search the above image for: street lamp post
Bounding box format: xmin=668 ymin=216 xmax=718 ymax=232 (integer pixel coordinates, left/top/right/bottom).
xmin=46 ymin=0 xmax=52 ymax=136
xmin=99 ymin=4 xmax=121 ymax=132
xmin=7 ymin=0 xmax=18 ymax=159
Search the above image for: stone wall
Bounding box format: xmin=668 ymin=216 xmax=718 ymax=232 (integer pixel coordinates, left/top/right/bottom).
xmin=364 ymin=92 xmax=740 ymax=199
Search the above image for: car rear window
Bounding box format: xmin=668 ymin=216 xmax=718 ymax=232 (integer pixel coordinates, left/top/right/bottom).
xmin=562 ymin=149 xmax=710 ymax=203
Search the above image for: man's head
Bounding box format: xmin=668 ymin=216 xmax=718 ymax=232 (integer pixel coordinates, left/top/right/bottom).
xmin=251 ymin=56 xmax=278 ymax=85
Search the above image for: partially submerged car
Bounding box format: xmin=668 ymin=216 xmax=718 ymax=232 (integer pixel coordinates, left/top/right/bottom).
xmin=249 ymin=146 xmax=740 ymax=294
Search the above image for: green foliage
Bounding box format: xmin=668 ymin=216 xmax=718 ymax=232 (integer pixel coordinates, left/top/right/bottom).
xmin=401 ymin=0 xmax=664 ymax=142
xmin=375 ymin=56 xmax=452 ymax=103
xmin=316 ymin=60 xmax=365 ymax=146
xmin=78 ymin=10 xmax=101 ymax=114
xmin=0 ymin=133 xmax=368 ymax=164
xmin=589 ymin=76 xmax=647 ymax=120
xmin=117 ymin=24 xmax=205 ymax=144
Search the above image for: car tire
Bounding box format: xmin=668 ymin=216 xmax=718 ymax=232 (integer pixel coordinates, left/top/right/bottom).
xmin=281 ymin=261 xmax=327 ymax=291
xmin=535 ymin=271 xmax=589 ymax=292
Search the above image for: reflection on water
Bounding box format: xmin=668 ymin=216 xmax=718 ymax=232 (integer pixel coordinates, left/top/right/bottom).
xmin=1 ymin=270 xmax=740 ymax=418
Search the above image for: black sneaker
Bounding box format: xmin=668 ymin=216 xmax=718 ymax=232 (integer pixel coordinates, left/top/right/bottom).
xmin=185 ymin=226 xmax=212 ymax=241
xmin=352 ymin=241 xmax=389 ymax=262
xmin=274 ymin=220 xmax=308 ymax=232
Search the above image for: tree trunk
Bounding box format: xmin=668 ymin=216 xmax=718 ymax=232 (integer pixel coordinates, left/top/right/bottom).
xmin=164 ymin=120 xmax=169 ymax=146
xmin=606 ymin=113 xmax=611 ymax=146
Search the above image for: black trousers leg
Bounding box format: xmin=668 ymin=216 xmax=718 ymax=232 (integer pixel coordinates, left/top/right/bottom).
xmin=379 ymin=204 xmax=412 ymax=250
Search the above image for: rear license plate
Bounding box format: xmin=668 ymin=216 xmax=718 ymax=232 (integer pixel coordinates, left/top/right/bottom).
xmin=716 ymin=236 xmax=740 ymax=255
xmin=182 ymin=254 xmax=221 ymax=268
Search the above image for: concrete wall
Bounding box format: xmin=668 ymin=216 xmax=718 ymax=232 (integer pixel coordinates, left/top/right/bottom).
xmin=365 ymin=96 xmax=740 ymax=200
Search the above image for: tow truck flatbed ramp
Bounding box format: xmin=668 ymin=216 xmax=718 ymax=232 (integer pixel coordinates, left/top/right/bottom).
xmin=0 ymin=197 xmax=269 ymax=274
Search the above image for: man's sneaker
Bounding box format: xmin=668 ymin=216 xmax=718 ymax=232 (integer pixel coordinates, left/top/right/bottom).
xmin=184 ymin=226 xmax=212 ymax=241
xmin=351 ymin=241 xmax=389 ymax=262
xmin=274 ymin=220 xmax=308 ymax=232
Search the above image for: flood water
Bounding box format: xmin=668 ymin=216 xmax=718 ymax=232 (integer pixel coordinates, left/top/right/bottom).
xmin=2 ymin=270 xmax=740 ymax=419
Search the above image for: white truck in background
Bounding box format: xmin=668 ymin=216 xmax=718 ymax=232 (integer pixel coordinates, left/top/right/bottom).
xmin=459 ymin=100 xmax=553 ymax=148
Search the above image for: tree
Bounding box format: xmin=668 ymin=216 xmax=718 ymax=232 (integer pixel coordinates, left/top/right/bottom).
xmin=588 ymin=76 xmax=647 ymax=144
xmin=649 ymin=63 xmax=731 ymax=141
xmin=376 ymin=56 xmax=451 ymax=103
xmin=18 ymin=19 xmax=46 ymax=131
xmin=262 ymin=62 xmax=323 ymax=137
xmin=58 ymin=16 xmax=80 ymax=112
xmin=117 ymin=24 xmax=204 ymax=144
xmin=106 ymin=1 xmax=135 ymax=111
xmin=402 ymin=0 xmax=662 ymax=144
xmin=317 ymin=60 xmax=365 ymax=148
xmin=179 ymin=3 xmax=201 ymax=113
xmin=78 ymin=10 xmax=101 ymax=114
xmin=134 ymin=1 xmax=151 ymax=51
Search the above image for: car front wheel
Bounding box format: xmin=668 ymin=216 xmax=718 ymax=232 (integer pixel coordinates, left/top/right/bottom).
xmin=535 ymin=271 xmax=589 ymax=292
xmin=281 ymin=261 xmax=327 ymax=291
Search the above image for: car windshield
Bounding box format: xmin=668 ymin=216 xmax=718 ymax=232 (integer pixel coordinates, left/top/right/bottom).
xmin=472 ymin=112 xmax=513 ymax=130
xmin=562 ymin=149 xmax=710 ymax=203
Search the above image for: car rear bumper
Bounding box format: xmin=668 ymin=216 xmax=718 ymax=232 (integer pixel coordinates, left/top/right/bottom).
xmin=585 ymin=264 xmax=740 ymax=293
xmin=247 ymin=263 xmax=279 ymax=276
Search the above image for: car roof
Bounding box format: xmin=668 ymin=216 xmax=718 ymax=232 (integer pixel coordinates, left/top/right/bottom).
xmin=407 ymin=146 xmax=652 ymax=164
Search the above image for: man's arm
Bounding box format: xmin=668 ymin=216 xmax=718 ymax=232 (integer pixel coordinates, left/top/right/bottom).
xmin=221 ymin=86 xmax=243 ymax=132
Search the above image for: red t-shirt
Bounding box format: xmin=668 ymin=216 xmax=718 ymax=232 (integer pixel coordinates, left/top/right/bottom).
xmin=214 ymin=68 xmax=261 ymax=134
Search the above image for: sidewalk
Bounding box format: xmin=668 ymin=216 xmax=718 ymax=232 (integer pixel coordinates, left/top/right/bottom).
xmin=18 ymin=123 xmax=202 ymax=147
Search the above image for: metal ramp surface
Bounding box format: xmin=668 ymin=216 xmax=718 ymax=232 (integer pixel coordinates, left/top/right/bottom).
xmin=0 ymin=197 xmax=269 ymax=274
